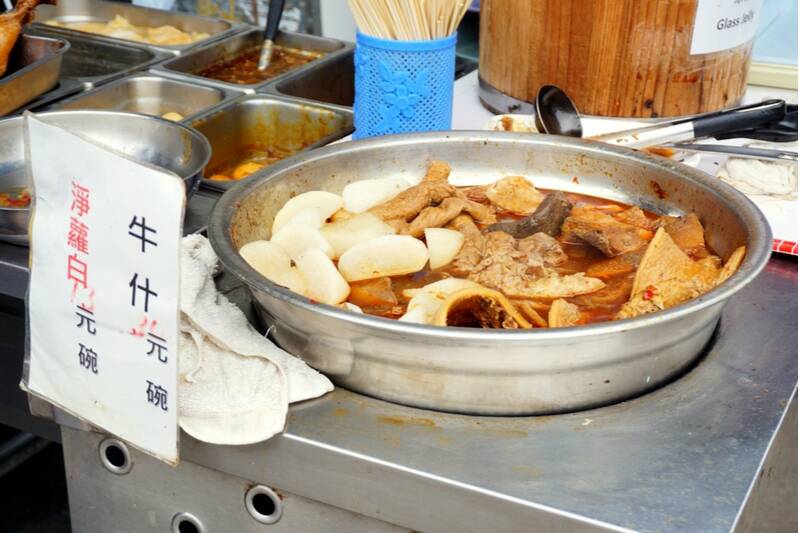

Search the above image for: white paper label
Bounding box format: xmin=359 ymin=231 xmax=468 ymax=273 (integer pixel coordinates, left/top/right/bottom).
xmin=690 ymin=0 xmax=763 ymax=55
xmin=24 ymin=114 xmax=184 ymax=464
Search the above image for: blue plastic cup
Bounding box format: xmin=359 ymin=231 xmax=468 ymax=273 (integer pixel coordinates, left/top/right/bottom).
xmin=353 ymin=31 xmax=457 ymax=139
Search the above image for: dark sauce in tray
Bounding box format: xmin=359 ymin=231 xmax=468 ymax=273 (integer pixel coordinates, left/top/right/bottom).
xmin=197 ymin=46 xmax=321 ymax=85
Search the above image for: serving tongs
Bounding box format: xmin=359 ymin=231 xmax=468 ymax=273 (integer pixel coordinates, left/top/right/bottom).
xmin=257 ymin=0 xmax=287 ymax=71
xmin=591 ymin=99 xmax=788 ymax=148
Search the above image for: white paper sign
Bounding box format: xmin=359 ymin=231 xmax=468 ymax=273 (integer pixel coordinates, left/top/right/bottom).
xmin=690 ymin=0 xmax=763 ymax=55
xmin=24 ymin=114 xmax=184 ymax=464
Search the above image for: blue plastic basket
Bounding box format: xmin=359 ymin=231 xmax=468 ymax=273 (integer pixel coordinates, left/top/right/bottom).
xmin=353 ymin=32 xmax=457 ymax=139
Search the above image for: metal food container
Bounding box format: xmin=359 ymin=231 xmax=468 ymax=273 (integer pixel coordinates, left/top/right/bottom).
xmin=50 ymin=74 xmax=231 ymax=122
xmin=11 ymin=78 xmax=85 ymax=115
xmin=189 ymin=95 xmax=352 ymax=192
xmin=268 ymin=49 xmax=354 ymax=107
xmin=0 ymin=34 xmax=68 ymax=116
xmin=0 ymin=110 xmax=210 ymax=245
xmin=32 ymin=0 xmax=243 ymax=54
xmin=26 ymin=27 xmax=170 ymax=88
xmin=208 ymin=132 xmax=772 ymax=416
xmin=155 ymin=28 xmax=351 ymax=93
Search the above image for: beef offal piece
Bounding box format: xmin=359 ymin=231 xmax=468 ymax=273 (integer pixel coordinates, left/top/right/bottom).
xmin=562 ymin=207 xmax=646 ymax=257
xmin=487 ymin=191 xmax=573 ymax=238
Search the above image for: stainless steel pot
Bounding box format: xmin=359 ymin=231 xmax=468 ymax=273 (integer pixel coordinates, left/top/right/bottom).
xmin=208 ymin=132 xmax=772 ymax=415
xmin=0 ymin=110 xmax=210 ymax=245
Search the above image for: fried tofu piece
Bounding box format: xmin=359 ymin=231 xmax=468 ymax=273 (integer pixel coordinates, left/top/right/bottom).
xmin=502 ymin=273 xmax=605 ymax=299
xmin=617 ymin=228 xmax=724 ymax=320
xmin=485 ymin=176 xmax=544 ymax=215
xmin=718 ymin=246 xmax=746 ymax=284
xmin=548 ymin=299 xmax=582 ymax=328
xmin=660 ymin=213 xmax=707 ymax=257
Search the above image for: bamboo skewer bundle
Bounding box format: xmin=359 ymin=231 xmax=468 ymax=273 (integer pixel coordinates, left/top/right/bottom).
xmin=348 ymin=0 xmax=471 ymax=40
xmin=479 ymin=0 xmax=756 ymax=118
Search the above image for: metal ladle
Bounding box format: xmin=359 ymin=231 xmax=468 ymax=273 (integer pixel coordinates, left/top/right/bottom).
xmin=534 ymin=85 xmax=583 ymax=137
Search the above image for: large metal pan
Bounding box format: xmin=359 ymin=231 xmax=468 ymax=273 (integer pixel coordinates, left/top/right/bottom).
xmin=0 ymin=110 xmax=210 ymax=245
xmin=208 ymin=132 xmax=772 ymax=415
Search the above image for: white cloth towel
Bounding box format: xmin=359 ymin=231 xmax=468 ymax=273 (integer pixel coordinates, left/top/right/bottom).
xmin=178 ymin=235 xmax=333 ymax=445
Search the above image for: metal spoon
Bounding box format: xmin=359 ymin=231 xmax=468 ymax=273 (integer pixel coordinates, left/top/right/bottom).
xmin=534 ymin=85 xmax=583 ymax=136
xmin=257 ymin=0 xmax=287 ymax=71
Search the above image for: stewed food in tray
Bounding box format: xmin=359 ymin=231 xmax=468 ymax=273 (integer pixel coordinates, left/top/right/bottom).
xmin=239 ymin=161 xmax=746 ymax=329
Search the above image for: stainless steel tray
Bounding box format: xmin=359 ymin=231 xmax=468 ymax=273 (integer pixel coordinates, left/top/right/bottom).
xmin=0 ymin=110 xmax=210 ymax=245
xmin=11 ymin=78 xmax=85 ymax=115
xmin=49 ymin=73 xmax=233 ymax=122
xmin=208 ymin=132 xmax=772 ymax=415
xmin=32 ymin=0 xmax=245 ymax=55
xmin=266 ymin=49 xmax=354 ymax=108
xmin=154 ymin=28 xmax=352 ymax=93
xmin=25 ymin=27 xmax=170 ymax=88
xmin=189 ymin=94 xmax=352 ymax=192
xmin=0 ymin=34 xmax=68 ymax=116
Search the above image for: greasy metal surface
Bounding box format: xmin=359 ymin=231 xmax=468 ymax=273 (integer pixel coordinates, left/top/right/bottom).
xmin=32 ymin=0 xmax=244 ymax=54
xmin=0 ymin=110 xmax=210 ymax=244
xmin=62 ymin=426 xmax=406 ymax=533
xmin=208 ymin=132 xmax=772 ymax=415
xmin=154 ymin=28 xmax=350 ymax=93
xmin=25 ymin=27 xmax=170 ymax=88
xmin=267 ymin=49 xmax=354 ymax=107
xmin=180 ymin=257 xmax=797 ymax=533
xmin=0 ymin=34 xmax=67 ymax=116
xmin=189 ymin=94 xmax=352 ymax=192
xmin=50 ymin=73 xmax=231 ymax=122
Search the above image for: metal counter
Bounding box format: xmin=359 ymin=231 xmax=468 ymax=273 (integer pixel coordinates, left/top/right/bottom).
xmin=2 ymin=236 xmax=795 ymax=530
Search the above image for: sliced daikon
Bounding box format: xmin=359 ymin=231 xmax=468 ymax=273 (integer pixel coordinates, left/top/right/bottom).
xmin=272 ymin=191 xmax=343 ymax=234
xmin=337 ymin=235 xmax=429 ymax=282
xmin=270 ymin=225 xmax=334 ymax=260
xmin=342 ymin=177 xmax=412 ymax=213
xmin=239 ymin=240 xmax=306 ymax=295
xmin=285 ymin=207 xmax=324 ymax=229
xmin=340 ymin=302 xmax=364 ymax=314
xmin=295 ymin=248 xmax=350 ymax=305
xmin=424 ymin=228 xmax=465 ymax=269
xmin=320 ymin=212 xmax=395 ymax=258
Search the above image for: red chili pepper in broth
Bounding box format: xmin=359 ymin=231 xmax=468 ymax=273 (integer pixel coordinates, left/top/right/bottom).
xmin=643 ymin=285 xmax=657 ymax=301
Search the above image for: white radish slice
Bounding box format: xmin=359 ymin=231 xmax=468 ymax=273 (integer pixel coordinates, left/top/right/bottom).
xmin=402 ymin=278 xmax=482 ymax=300
xmin=272 ymin=191 xmax=343 ymax=234
xmin=295 ymin=248 xmax=350 ymax=305
xmin=270 ymin=225 xmax=334 ymax=260
xmin=401 ymin=278 xmax=482 ymax=324
xmin=342 ymin=177 xmax=412 ymax=213
xmin=285 ymin=207 xmax=324 ymax=229
xmin=398 ymin=304 xmax=429 ymax=323
xmin=340 ymin=302 xmax=363 ymax=314
xmin=320 ymin=212 xmax=395 ymax=258
xmin=424 ymin=228 xmax=465 ymax=269
xmin=337 ymin=235 xmax=429 ymax=282
xmin=239 ymin=240 xmax=306 ymax=295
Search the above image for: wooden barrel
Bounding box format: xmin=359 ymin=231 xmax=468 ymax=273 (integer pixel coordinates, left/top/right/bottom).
xmin=479 ymin=0 xmax=758 ymax=118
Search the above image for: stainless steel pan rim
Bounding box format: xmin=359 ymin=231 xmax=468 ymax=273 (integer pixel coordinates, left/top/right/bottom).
xmin=31 ymin=109 xmax=212 ymax=188
xmin=209 ymin=131 xmax=772 ymax=343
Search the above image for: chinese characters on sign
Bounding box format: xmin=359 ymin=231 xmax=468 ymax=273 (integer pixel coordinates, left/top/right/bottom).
xmin=25 ymin=113 xmax=184 ymax=464
xmin=68 ymin=182 xmax=99 ymax=374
